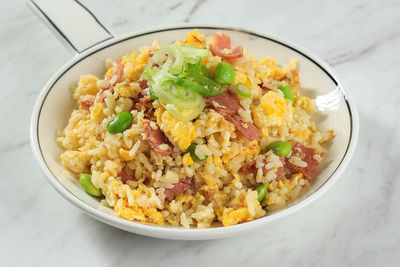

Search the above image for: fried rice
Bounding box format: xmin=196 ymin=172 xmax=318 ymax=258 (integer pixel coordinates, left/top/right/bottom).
xmin=56 ymin=30 xmax=334 ymax=228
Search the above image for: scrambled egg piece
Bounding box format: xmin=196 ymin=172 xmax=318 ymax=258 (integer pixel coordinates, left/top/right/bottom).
xmin=256 ymin=58 xmax=288 ymax=80
xmin=113 ymin=82 xmax=134 ymax=98
xmin=60 ymin=150 xmax=90 ymax=174
xmin=218 ymin=191 xmax=264 ymax=226
xmin=261 ymin=91 xmax=286 ymax=120
xmin=72 ymin=75 xmax=99 ymax=100
xmin=182 ymin=153 xmax=194 ymax=166
xmin=114 ymin=199 xmax=164 ymax=225
xmin=156 ymin=108 xmax=197 ymax=150
xmin=252 ymin=91 xmax=292 ymax=138
xmin=106 ymin=179 xmax=164 ymax=225
xmin=220 ymin=208 xmax=251 ymax=226
xmin=120 ymin=50 xmax=149 ymax=81
xmin=234 ymin=70 xmax=251 ymax=88
xmin=294 ymin=128 xmax=310 ymax=141
xmin=184 ymin=29 xmax=206 ymax=48
xmin=295 ymin=96 xmax=315 ymax=114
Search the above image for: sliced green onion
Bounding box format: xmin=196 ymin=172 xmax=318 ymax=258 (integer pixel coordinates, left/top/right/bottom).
xmin=236 ymin=83 xmax=251 ymax=98
xmin=178 ymin=64 xmax=224 ymax=97
xmin=152 ymin=79 xmax=205 ymax=121
xmin=162 ymin=104 xmax=200 ymax=121
xmin=149 ymin=86 xmax=158 ymax=100
xmin=151 ymin=70 xmax=175 ymax=83
xmin=151 ymin=44 xmax=184 ymax=75
xmin=142 ymin=68 xmax=157 ymax=81
xmin=200 ymin=65 xmax=212 ymax=78
xmin=153 ymin=80 xmax=200 ymax=109
xmin=140 ymin=44 xmax=217 ymax=122
xmin=277 ymin=83 xmax=294 ymax=102
xmin=175 ymin=78 xmax=223 ymax=97
xmin=189 ymin=73 xmax=223 ymax=96
xmin=178 ymin=45 xmax=211 ymax=59
xmin=175 ymin=78 xmax=210 ymax=97
xmin=187 ymin=143 xmax=208 ymax=161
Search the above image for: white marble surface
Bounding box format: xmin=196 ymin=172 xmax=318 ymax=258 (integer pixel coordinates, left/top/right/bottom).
xmin=1 ymin=0 xmax=399 ymax=266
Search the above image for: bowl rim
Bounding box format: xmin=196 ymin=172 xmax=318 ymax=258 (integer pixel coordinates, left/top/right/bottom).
xmin=30 ymin=23 xmax=359 ymax=240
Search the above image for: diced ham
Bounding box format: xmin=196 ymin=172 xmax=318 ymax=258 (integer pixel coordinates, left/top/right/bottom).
xmin=205 ymin=91 xmax=242 ymax=115
xmin=80 ymin=99 xmax=94 ymax=108
xmin=214 ymin=31 xmax=232 ymax=50
xmin=258 ymin=82 xmax=272 ymax=94
xmin=135 ymin=95 xmax=152 ymax=112
xmin=164 ymin=177 xmax=192 ymax=199
xmin=225 ymin=115 xmax=261 ymax=141
xmin=286 ymin=143 xmax=320 ymax=180
xmin=206 ymin=91 xmax=261 ymax=141
xmin=209 ymin=45 xmax=244 ymax=60
xmin=138 ymin=79 xmax=148 ymax=90
xmin=138 ymin=95 xmax=151 ymax=104
xmin=118 ymin=171 xmax=135 ymax=184
xmin=209 ymin=32 xmax=243 ymax=60
xmin=98 ymin=91 xmax=105 ymax=102
xmin=142 ymin=120 xmax=173 ymax=156
xmin=276 ymin=156 xmax=285 ymax=181
xmin=97 ymin=59 xmax=124 ymax=102
xmin=245 ymin=160 xmax=257 ymax=178
xmin=106 ymin=59 xmax=124 ymax=93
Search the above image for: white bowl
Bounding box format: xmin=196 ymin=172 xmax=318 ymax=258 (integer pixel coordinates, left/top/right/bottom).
xmin=30 ymin=25 xmax=359 ymax=240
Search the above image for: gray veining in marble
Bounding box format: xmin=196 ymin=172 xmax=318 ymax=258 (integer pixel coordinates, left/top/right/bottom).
xmin=0 ymin=0 xmax=399 ymax=266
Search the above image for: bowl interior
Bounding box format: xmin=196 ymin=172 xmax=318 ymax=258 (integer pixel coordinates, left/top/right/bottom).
xmin=35 ymin=27 xmax=353 ymax=230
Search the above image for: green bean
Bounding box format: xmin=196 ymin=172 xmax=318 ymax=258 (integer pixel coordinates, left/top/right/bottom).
xmin=267 ymin=141 xmax=292 ymax=157
xmin=256 ymin=183 xmax=268 ymax=202
xmin=79 ymin=174 xmax=102 ymax=197
xmin=107 ymin=111 xmax=133 ymax=134
xmin=277 ymin=84 xmax=294 ymax=102
xmin=214 ymin=62 xmax=235 ymax=84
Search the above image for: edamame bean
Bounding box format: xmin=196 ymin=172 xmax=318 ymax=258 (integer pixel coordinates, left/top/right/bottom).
xmin=79 ymin=174 xmax=102 ymax=197
xmin=256 ymin=183 xmax=268 ymax=202
xmin=107 ymin=111 xmax=133 ymax=134
xmin=214 ymin=62 xmax=235 ymax=84
xmin=277 ymin=84 xmax=294 ymax=102
xmin=267 ymin=141 xmax=292 ymax=157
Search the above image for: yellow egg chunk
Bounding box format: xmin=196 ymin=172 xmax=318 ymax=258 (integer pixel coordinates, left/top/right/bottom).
xmin=182 ymin=153 xmax=194 ymax=166
xmin=72 ymin=75 xmax=99 ymax=100
xmin=158 ymin=109 xmax=197 ymax=150
xmin=295 ymin=96 xmax=316 ymax=114
xmin=234 ymin=71 xmax=251 ymax=88
xmin=252 ymin=91 xmax=291 ymax=138
xmin=221 ymin=208 xmax=250 ymax=226
xmin=257 ymin=58 xmax=287 ymax=80
xmin=120 ymin=50 xmax=149 ymax=81
xmin=261 ymin=91 xmax=286 ymax=120
xmin=184 ymin=29 xmax=206 ymax=48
